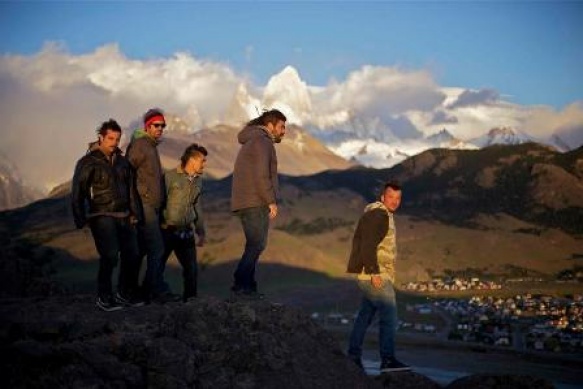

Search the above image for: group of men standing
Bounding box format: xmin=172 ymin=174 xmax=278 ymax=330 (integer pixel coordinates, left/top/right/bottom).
xmin=71 ymin=108 xmax=286 ymax=310
xmin=71 ymin=107 xmax=410 ymax=373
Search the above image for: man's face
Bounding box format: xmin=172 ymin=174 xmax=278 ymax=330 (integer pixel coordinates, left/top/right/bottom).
xmin=146 ymin=120 xmax=165 ymax=141
xmin=381 ymin=187 xmax=402 ymax=213
xmin=268 ymin=120 xmax=286 ymax=143
xmin=98 ymin=129 xmax=121 ymax=156
xmin=185 ymin=154 xmax=207 ymax=175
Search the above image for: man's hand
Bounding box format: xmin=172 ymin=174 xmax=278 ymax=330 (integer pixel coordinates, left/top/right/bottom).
xmin=197 ymin=234 xmax=206 ymax=247
xmin=268 ymin=203 xmax=278 ymax=219
xmin=371 ymin=275 xmax=383 ymax=289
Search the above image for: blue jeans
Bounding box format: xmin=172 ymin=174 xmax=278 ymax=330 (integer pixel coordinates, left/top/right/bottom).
xmin=161 ymin=227 xmax=198 ymax=300
xmin=137 ymin=204 xmax=167 ymax=297
xmin=88 ymin=216 xmax=140 ymax=298
xmin=348 ymin=278 xmax=398 ymax=360
xmin=232 ymin=206 xmax=269 ymax=292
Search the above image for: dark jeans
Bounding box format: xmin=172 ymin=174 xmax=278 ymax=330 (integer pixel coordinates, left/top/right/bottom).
xmin=89 ymin=216 xmax=140 ymax=298
xmin=137 ymin=204 xmax=167 ymax=297
xmin=348 ymin=278 xmax=398 ymax=361
xmin=161 ymin=227 xmax=198 ymax=300
xmin=232 ymin=206 xmax=269 ymax=292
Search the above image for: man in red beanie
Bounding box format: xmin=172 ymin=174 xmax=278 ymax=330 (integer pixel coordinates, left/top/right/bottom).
xmin=126 ymin=108 xmax=178 ymax=303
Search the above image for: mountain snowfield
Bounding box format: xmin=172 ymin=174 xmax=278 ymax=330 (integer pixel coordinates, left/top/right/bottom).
xmin=224 ymin=66 xmax=575 ymax=169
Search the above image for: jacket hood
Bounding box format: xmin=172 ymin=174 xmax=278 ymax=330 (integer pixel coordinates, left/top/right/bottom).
xmin=237 ymin=125 xmax=272 ymax=145
xmin=131 ymin=128 xmax=159 ymax=145
xmin=364 ymin=201 xmax=389 ymax=213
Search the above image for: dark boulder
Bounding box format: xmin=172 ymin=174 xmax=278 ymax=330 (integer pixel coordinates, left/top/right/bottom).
xmin=1 ymin=295 xmax=381 ymax=389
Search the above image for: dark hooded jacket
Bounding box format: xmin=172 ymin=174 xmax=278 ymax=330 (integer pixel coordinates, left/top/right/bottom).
xmin=346 ymin=201 xmax=398 ymax=283
xmin=231 ymin=125 xmax=278 ymax=211
xmin=126 ymin=129 xmax=165 ymax=209
xmin=71 ymin=143 xmax=141 ymax=229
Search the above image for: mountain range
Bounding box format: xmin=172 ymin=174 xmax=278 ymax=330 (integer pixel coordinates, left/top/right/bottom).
xmin=1 ymin=142 xmax=581 ymax=302
xmin=0 ymin=153 xmax=43 ymax=211
xmin=226 ymin=66 xmax=580 ymax=171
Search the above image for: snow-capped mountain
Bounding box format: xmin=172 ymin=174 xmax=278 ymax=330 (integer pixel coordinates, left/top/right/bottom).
xmin=328 ymin=128 xmax=478 ymax=169
xmin=467 ymin=127 xmax=537 ymax=148
xmin=221 ymin=66 xmax=578 ymax=171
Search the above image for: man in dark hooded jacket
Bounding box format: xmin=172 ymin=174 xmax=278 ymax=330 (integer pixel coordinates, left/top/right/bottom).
xmin=126 ymin=108 xmax=179 ymax=303
xmin=72 ymin=119 xmax=143 ymax=311
xmin=230 ymin=109 xmax=287 ymax=299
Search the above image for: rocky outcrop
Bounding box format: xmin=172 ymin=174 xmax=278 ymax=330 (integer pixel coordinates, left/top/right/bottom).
xmin=1 ymin=295 xmax=386 ymax=389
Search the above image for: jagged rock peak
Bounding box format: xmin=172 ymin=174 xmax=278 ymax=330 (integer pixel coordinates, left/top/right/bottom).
xmin=488 ymin=126 xmax=516 ymax=137
xmin=263 ymin=66 xmax=312 ymax=124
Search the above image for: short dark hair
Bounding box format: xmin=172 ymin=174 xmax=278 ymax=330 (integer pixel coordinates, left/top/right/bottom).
xmin=381 ymin=180 xmax=402 ymax=198
xmin=96 ymin=119 xmax=122 ymax=137
xmin=181 ymin=143 xmax=208 ymax=168
xmin=247 ymin=109 xmax=287 ymax=127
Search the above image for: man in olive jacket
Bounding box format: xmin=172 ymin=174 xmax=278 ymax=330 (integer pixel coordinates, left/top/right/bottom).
xmin=346 ymin=181 xmax=411 ymax=373
xmin=161 ymin=143 xmax=208 ymax=301
xmin=230 ymin=109 xmax=287 ymax=299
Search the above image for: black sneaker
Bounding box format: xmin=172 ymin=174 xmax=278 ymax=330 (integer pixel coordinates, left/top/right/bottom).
xmin=96 ymin=296 xmax=123 ymax=312
xmin=380 ymin=358 xmax=411 ymax=373
xmin=115 ymin=291 xmax=145 ymax=307
xmin=349 ymin=356 xmax=364 ymax=371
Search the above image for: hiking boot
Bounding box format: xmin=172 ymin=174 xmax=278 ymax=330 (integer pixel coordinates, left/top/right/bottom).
xmin=231 ymin=289 xmax=264 ymax=301
xmin=151 ymin=291 xmax=182 ymax=304
xmin=380 ymin=358 xmax=411 ymax=373
xmin=96 ymin=296 xmax=123 ymax=312
xmin=115 ymin=291 xmax=145 ymax=307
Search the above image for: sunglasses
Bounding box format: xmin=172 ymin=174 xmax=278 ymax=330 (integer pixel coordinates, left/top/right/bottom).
xmin=151 ymin=122 xmax=166 ymax=129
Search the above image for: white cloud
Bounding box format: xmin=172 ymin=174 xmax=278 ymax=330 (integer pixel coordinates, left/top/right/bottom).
xmin=313 ymin=65 xmax=445 ymax=119
xmin=0 ymin=43 xmax=241 ymax=190
xmin=447 ymin=88 xmax=500 ymax=109
xmin=1 ymin=43 xmax=582 ymax=191
xmin=520 ymin=102 xmax=583 ymax=145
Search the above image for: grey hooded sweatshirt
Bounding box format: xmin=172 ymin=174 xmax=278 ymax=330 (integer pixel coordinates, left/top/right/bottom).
xmin=231 ymin=125 xmax=278 ymax=212
xmin=126 ymin=129 xmax=165 ymax=209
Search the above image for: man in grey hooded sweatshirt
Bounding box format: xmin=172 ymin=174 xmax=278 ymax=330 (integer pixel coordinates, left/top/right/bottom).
xmin=230 ymin=109 xmax=287 ymax=299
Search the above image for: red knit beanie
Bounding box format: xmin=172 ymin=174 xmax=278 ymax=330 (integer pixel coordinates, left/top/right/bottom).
xmin=143 ymin=108 xmax=165 ymax=127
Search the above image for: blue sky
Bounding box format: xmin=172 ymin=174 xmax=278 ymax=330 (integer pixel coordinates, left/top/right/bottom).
xmin=1 ymin=1 xmax=582 ymax=109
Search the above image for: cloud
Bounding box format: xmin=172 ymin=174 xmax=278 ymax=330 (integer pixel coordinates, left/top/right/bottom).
xmin=447 ymin=88 xmax=500 ymax=109
xmin=520 ymin=102 xmax=583 ymax=147
xmin=328 ymin=65 xmax=446 ymax=117
xmin=0 ymin=43 xmax=242 ymax=190
xmin=304 ymin=65 xmax=445 ymax=140
xmin=1 ymin=43 xmax=582 ymax=190
xmin=429 ymin=110 xmax=459 ymax=125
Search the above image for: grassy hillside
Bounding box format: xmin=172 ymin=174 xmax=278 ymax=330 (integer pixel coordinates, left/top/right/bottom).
xmin=1 ymin=143 xmax=581 ymax=305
